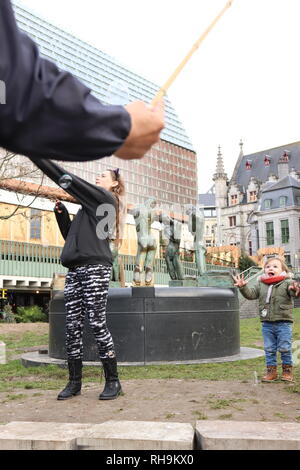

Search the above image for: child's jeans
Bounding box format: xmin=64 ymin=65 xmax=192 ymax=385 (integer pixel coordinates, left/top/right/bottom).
xmin=262 ymin=321 xmax=293 ymax=366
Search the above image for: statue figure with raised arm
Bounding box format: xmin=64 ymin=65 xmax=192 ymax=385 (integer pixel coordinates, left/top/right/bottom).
xmin=159 ymin=212 xmax=184 ymax=281
xmin=186 ymin=205 xmax=207 ymax=276
xmin=109 ymin=240 xmax=121 ymax=284
xmin=132 ymin=198 xmax=157 ymax=286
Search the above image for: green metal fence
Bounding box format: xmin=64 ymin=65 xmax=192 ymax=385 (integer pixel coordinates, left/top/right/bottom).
xmin=0 ymin=240 xmax=67 ymax=278
xmin=0 ymin=240 xmax=235 ymax=284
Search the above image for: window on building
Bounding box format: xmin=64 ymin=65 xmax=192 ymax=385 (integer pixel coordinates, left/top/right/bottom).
xmin=255 ymin=224 xmax=260 ymax=250
xmin=230 ymin=194 xmax=238 ymax=205
xmin=264 ymin=199 xmax=272 ymax=209
xmin=30 ymin=209 xmax=42 ymax=240
xmin=264 ymin=155 xmax=271 ymax=166
xmin=281 ymin=219 xmax=289 ymax=244
xmin=285 ymin=254 xmax=291 ymax=267
xmin=279 ymin=196 xmax=287 ymax=208
xmin=249 ymin=191 xmax=257 ymax=202
xmin=229 ymin=216 xmax=236 ymax=227
xmin=204 ymin=208 xmax=216 ymax=217
xmin=266 ymin=221 xmax=274 ymax=245
xmin=245 ymin=160 xmax=252 ymax=170
xmin=248 ymin=240 xmax=253 ymax=256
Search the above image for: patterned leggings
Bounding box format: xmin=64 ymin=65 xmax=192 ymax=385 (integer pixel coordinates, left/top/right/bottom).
xmin=64 ymin=264 xmax=115 ymax=360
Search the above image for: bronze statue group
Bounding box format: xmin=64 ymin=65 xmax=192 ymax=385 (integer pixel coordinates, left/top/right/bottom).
xmin=132 ymin=201 xmax=206 ymax=286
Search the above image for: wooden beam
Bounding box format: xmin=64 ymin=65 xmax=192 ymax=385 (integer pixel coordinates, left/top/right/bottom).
xmin=0 ymin=179 xmax=77 ymax=203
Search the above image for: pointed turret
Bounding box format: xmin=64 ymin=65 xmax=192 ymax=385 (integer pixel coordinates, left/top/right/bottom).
xmin=239 ymin=139 xmax=244 ymax=156
xmin=230 ymin=139 xmax=245 ymax=183
xmin=212 ymin=146 xmax=228 ymax=246
xmin=213 ymin=145 xmax=228 ymax=181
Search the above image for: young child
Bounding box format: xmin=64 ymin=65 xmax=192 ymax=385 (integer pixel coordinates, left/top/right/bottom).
xmin=233 ymin=257 xmax=299 ymax=383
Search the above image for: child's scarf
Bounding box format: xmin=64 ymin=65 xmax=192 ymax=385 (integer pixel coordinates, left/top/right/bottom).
xmin=260 ymin=271 xmax=287 ymax=285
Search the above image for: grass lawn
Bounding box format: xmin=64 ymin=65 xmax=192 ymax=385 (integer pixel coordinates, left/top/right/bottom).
xmin=0 ymin=309 xmax=300 ymax=394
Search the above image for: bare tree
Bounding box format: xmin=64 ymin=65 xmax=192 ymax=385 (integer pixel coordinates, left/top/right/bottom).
xmin=0 ymin=150 xmax=75 ymax=220
xmin=0 ymin=150 xmax=40 ymax=182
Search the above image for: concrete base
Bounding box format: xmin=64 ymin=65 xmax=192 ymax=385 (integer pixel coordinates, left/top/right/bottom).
xmin=197 ymin=271 xmax=234 ymax=288
xmin=21 ymin=347 xmax=265 ymax=368
xmin=168 ymin=273 xmax=234 ymax=288
xmin=195 ymin=420 xmax=300 ymax=450
xmin=77 ymin=421 xmax=194 ymax=450
xmin=2 ymin=419 xmax=300 ymax=450
xmin=0 ymin=422 xmax=89 ymax=450
xmin=0 ymin=421 xmax=194 ymax=451
xmin=109 ymin=281 xmax=122 ymax=288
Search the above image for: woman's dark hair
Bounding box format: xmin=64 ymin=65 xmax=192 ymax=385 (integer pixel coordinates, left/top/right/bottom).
xmin=109 ymin=169 xmax=126 ymax=247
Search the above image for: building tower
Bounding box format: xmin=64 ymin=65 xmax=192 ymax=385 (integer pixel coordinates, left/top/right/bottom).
xmin=213 ymin=146 xmax=228 ymax=246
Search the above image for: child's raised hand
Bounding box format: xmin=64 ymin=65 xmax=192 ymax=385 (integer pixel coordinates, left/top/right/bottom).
xmin=288 ymin=281 xmax=300 ymax=297
xmin=232 ymin=273 xmax=247 ymax=288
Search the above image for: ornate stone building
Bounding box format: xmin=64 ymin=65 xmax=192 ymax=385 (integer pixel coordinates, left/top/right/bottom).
xmin=213 ymin=141 xmax=300 ymax=267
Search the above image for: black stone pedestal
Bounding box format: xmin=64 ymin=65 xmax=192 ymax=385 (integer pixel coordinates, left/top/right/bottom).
xmin=49 ymin=286 xmax=240 ymax=364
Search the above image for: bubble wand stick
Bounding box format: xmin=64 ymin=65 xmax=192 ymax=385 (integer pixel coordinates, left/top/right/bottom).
xmin=151 ymin=0 xmax=234 ymax=106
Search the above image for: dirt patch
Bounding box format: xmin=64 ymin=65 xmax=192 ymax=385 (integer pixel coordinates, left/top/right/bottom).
xmin=1 ymin=323 xmax=300 ymax=426
xmin=0 ymin=322 xmax=49 ymax=338
xmin=1 ymin=379 xmax=300 ymax=426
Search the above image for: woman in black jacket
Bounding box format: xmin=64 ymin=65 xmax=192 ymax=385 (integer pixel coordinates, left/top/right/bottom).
xmin=30 ymin=158 xmax=125 ymax=401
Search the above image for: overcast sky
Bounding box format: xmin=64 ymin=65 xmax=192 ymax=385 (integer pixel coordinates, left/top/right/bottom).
xmin=17 ymin=0 xmax=300 ymax=192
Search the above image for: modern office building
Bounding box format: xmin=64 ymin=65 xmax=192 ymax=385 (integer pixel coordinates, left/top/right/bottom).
xmin=12 ymin=0 xmax=198 ymax=207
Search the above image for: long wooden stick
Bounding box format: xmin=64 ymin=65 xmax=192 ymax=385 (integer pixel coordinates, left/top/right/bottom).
xmin=152 ymin=0 xmax=234 ymax=105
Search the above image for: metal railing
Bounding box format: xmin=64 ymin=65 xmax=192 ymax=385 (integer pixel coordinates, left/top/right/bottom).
xmin=0 ymin=240 xmax=67 ymax=278
xmin=238 ymin=265 xmax=262 ymax=280
xmin=0 ymin=240 xmax=236 ymax=284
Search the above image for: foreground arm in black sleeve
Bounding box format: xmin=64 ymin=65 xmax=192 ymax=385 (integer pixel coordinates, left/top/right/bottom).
xmin=0 ymin=1 xmax=165 ymax=162
xmin=29 ymin=157 xmax=115 ymax=215
xmin=0 ymin=0 xmax=130 ymax=161
xmin=54 ymin=201 xmax=72 ymax=240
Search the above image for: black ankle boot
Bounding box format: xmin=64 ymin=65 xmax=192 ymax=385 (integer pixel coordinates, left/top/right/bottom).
xmin=57 ymin=359 xmax=82 ymax=400
xmin=99 ymin=357 xmax=122 ymax=400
